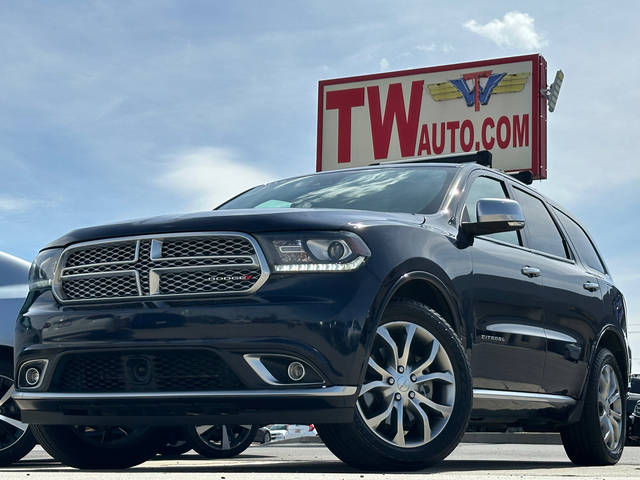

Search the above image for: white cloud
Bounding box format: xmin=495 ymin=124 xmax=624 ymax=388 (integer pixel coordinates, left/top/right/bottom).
xmin=154 ymin=147 xmax=275 ymax=211
xmin=415 ymin=43 xmax=436 ymax=52
xmin=0 ymin=194 xmax=33 ymax=213
xmin=463 ymin=11 xmax=548 ymax=50
xmin=415 ymin=43 xmax=455 ymax=54
xmin=379 ymin=57 xmax=390 ymax=71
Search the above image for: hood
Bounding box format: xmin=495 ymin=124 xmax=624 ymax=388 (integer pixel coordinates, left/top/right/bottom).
xmin=44 ymin=208 xmax=425 ymax=249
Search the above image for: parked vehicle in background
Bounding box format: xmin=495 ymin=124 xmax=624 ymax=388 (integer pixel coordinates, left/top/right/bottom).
xmin=0 ymin=251 xmax=36 ymax=466
xmin=627 ymin=375 xmax=640 ymax=446
xmin=264 ymin=425 xmax=286 ymax=443
xmin=14 ymin=153 xmax=630 ymax=470
xmin=254 ymin=427 xmax=272 ymax=444
xmin=268 ymin=424 xmax=317 ymax=440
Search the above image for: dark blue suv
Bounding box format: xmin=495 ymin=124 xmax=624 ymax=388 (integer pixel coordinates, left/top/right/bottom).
xmin=14 ymin=154 xmax=629 ymax=470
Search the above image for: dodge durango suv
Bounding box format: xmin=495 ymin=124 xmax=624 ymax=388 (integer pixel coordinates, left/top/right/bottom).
xmin=14 ymin=153 xmax=629 ymax=470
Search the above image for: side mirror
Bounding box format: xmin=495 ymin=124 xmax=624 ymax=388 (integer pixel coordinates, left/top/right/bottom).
xmin=461 ymin=198 xmax=525 ymax=236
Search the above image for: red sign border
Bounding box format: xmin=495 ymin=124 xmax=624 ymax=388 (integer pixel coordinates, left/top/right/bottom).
xmin=317 ymin=54 xmax=547 ymax=179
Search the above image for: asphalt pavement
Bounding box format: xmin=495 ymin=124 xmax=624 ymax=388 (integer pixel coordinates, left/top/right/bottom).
xmin=2 ymin=442 xmax=639 ymax=479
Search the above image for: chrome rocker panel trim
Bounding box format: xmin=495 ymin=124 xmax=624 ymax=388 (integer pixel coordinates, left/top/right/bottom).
xmin=13 ymin=385 xmax=357 ymax=401
xmin=473 ymin=388 xmax=577 ymax=406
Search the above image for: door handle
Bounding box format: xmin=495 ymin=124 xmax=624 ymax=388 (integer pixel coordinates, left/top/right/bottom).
xmin=583 ymin=281 xmax=600 ymax=292
xmin=521 ymin=266 xmax=541 ymax=278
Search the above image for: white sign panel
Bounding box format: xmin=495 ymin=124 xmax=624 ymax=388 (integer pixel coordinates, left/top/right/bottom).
xmin=318 ymin=54 xmax=547 ymax=179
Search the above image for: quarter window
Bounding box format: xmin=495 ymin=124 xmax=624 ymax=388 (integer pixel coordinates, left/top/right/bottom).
xmin=512 ymin=188 xmax=568 ymax=258
xmin=462 ymin=176 xmax=520 ymax=246
xmin=555 ymin=209 xmax=606 ymax=274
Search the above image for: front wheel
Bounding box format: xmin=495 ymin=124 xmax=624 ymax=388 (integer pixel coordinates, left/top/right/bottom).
xmin=560 ymin=348 xmax=626 ymax=465
xmin=31 ymin=425 xmax=164 ymax=469
xmin=317 ymin=299 xmax=472 ymax=470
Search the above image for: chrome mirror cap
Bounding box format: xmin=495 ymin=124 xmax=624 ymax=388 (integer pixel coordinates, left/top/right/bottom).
xmin=461 ymin=198 xmax=525 ymax=236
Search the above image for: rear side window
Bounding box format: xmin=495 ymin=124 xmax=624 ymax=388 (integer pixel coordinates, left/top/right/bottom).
xmin=462 ymin=176 xmax=520 ymax=246
xmin=512 ymin=188 xmax=568 ymax=259
xmin=555 ymin=209 xmax=606 ymax=274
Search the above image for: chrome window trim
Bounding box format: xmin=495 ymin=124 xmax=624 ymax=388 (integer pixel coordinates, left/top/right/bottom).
xmin=13 ymin=385 xmax=357 ymax=400
xmin=473 ymin=388 xmax=577 ymax=406
xmin=52 ymin=232 xmax=271 ymax=304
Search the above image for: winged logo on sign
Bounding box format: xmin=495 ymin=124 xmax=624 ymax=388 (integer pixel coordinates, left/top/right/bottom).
xmin=427 ymin=70 xmax=530 ymax=111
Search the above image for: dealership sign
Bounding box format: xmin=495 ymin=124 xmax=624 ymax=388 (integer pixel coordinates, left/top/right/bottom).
xmin=317 ymin=54 xmax=548 ymax=179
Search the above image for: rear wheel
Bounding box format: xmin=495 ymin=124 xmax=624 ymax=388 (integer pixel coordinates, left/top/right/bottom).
xmin=561 ymin=348 xmax=625 ymax=465
xmin=31 ymin=424 xmax=163 ymax=469
xmin=0 ymin=359 xmax=36 ymax=466
xmin=184 ymin=424 xmax=258 ymax=458
xmin=317 ymin=300 xmax=472 ymax=470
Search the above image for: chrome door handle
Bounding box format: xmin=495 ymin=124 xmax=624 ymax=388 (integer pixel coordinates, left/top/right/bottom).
xmin=583 ymin=281 xmax=600 ymax=292
xmin=521 ymin=266 xmax=541 ymax=278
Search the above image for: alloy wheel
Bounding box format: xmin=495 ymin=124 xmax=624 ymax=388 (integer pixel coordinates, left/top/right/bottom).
xmin=0 ymin=375 xmax=29 ymax=452
xmin=357 ymin=321 xmax=456 ymax=448
xmin=195 ymin=424 xmax=254 ymax=451
xmin=598 ymin=364 xmax=623 ymax=450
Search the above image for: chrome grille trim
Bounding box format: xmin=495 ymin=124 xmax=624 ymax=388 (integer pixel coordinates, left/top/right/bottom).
xmin=52 ymin=232 xmax=270 ymax=303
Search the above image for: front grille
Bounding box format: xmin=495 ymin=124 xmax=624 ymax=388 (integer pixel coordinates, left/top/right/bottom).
xmin=51 ymin=349 xmax=244 ymax=393
xmin=54 ymin=233 xmax=268 ymax=302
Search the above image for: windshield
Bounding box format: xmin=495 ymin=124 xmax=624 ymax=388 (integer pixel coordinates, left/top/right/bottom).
xmin=218 ymin=166 xmax=457 ymax=214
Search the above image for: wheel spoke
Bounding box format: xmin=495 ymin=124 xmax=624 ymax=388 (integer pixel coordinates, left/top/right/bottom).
xmin=409 ymin=398 xmax=432 ymax=442
xmin=359 ymin=380 xmax=388 ymax=396
xmin=610 ymin=414 xmax=621 ymax=444
xmin=392 ymin=402 xmax=405 ymax=447
xmin=0 ymin=384 xmax=14 ymax=406
xmin=415 ymin=371 xmax=455 ymax=385
xmin=221 ymin=425 xmax=230 ymax=449
xmin=610 ymin=409 xmax=622 ymax=421
xmin=0 ymin=414 xmax=28 ymax=432
xmin=368 ymin=357 xmax=390 ymax=378
xmin=197 ymin=425 xmax=216 ymax=440
xmin=377 ymin=326 xmax=399 ymax=370
xmin=410 ymin=339 xmax=440 ymax=375
xmin=607 ymin=390 xmax=620 ymax=406
xmin=414 ymin=392 xmax=453 ymax=418
xmin=363 ymin=399 xmax=395 ymax=430
xmin=398 ymin=323 xmax=417 ymax=368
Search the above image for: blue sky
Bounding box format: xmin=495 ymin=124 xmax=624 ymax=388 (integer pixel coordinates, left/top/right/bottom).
xmin=0 ymin=1 xmax=638 ymax=368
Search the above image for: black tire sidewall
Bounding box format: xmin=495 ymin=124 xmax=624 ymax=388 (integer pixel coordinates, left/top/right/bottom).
xmin=31 ymin=424 xmax=163 ymax=469
xmin=350 ymin=300 xmax=472 ymax=467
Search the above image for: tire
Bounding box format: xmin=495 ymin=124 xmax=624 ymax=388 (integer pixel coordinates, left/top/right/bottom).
xmin=263 ymin=431 xmax=271 ymax=444
xmin=156 ymin=427 xmax=191 ymax=457
xmin=317 ymin=299 xmax=472 ymax=470
xmin=560 ymin=348 xmax=626 ymax=465
xmin=184 ymin=424 xmax=258 ymax=459
xmin=0 ymin=357 xmax=37 ymax=466
xmin=31 ymin=424 xmax=164 ymax=469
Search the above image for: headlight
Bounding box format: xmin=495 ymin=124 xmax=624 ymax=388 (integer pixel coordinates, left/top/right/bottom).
xmin=28 ymin=248 xmax=63 ymax=291
xmin=257 ymin=232 xmax=371 ymax=273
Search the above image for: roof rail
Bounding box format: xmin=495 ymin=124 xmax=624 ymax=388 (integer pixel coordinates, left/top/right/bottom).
xmin=508 ymin=170 xmax=534 ymax=185
xmin=369 ymin=150 xmax=492 ymax=167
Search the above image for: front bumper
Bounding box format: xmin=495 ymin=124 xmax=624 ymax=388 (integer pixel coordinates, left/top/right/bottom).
xmin=14 ymin=267 xmax=382 ymax=425
xmin=14 ymin=387 xmax=357 ymax=425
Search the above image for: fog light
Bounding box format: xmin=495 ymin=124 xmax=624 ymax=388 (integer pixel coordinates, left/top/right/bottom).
xmin=24 ymin=367 xmax=41 ymax=386
xmin=287 ymin=361 xmax=306 ymax=381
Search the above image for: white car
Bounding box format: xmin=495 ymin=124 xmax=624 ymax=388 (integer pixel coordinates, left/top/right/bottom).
xmin=267 ymin=424 xmax=317 ymax=441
